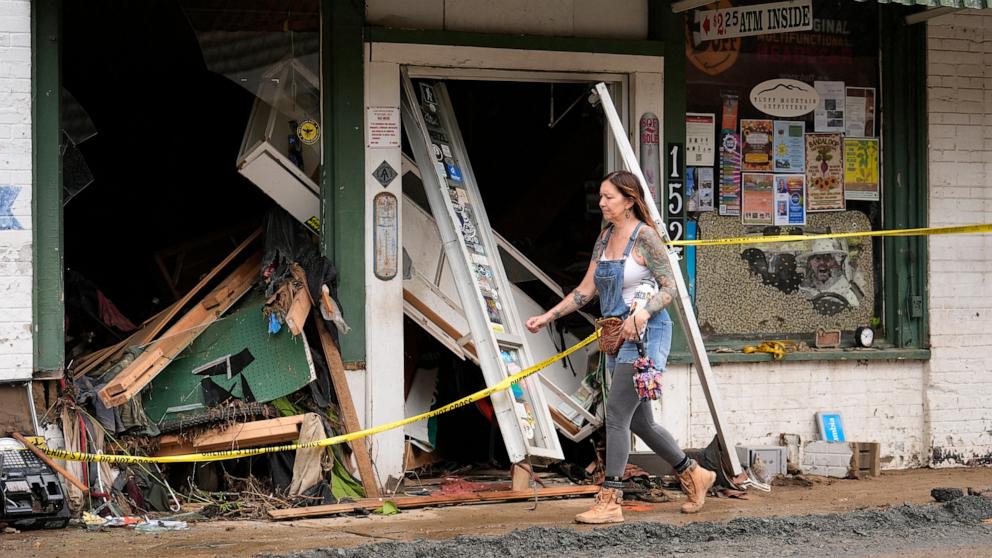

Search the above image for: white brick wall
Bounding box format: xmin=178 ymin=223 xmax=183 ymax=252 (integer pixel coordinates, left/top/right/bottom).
xmin=0 ymin=0 xmax=32 ymax=382
xmin=926 ymin=12 xmax=992 ymax=467
xmin=667 ymin=360 xmax=926 ymax=470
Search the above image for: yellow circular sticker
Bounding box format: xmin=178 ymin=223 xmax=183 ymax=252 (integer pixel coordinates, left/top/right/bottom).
xmin=297 ymin=120 xmax=320 ymax=145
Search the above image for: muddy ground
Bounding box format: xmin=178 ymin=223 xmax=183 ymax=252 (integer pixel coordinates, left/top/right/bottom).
xmin=273 ymin=495 xmax=992 ymax=558
xmin=3 ymin=468 xmax=992 ymax=558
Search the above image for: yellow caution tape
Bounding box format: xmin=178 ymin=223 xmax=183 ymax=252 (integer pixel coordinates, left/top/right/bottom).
xmin=665 ymin=223 xmax=992 ymax=247
xmin=42 ymin=331 xmax=601 ymax=464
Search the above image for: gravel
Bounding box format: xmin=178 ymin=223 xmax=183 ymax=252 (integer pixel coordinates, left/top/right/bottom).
xmin=263 ymin=495 xmax=992 ymax=558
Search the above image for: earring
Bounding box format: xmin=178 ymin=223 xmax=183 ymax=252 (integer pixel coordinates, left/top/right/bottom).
xmin=625 ymin=208 xmax=632 ymax=220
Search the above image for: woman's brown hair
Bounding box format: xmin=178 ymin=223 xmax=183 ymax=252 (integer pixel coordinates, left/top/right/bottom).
xmin=602 ymin=170 xmax=660 ymax=235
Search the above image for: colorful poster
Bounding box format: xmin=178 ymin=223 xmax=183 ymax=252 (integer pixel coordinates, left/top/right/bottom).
xmin=686 ymin=113 xmax=716 ymax=166
xmin=721 ymin=92 xmax=739 ymax=132
xmin=814 ymin=81 xmax=845 ymax=133
xmin=773 ymin=174 xmax=806 ymax=226
xmin=845 ymin=87 xmax=876 ymax=138
xmin=773 ymin=120 xmax=805 ymax=173
xmin=741 ymin=173 xmax=774 ymax=226
xmin=805 ymin=133 xmax=845 ymax=212
xmin=741 ymin=119 xmax=774 ymax=172
xmin=843 ymin=138 xmax=880 ymax=201
xmin=719 ymin=131 xmax=742 ymax=216
xmin=686 ymin=167 xmax=715 ymax=212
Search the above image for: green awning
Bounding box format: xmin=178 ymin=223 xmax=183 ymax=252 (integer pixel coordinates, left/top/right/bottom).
xmin=866 ymin=0 xmax=991 ymax=7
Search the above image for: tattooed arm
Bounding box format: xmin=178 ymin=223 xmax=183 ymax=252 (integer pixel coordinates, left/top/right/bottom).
xmin=525 ymin=230 xmax=604 ymax=333
xmin=633 ymin=227 xmax=677 ymax=314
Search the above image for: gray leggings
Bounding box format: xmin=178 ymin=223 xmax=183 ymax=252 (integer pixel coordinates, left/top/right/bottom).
xmin=605 ymin=362 xmax=687 ymax=478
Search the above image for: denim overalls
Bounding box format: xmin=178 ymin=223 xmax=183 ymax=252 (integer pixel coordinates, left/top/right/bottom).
xmin=594 ymin=223 xmax=673 ymax=369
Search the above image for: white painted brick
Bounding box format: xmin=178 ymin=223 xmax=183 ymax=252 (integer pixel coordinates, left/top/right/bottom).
xmin=0 ymin=0 xmax=33 ymax=382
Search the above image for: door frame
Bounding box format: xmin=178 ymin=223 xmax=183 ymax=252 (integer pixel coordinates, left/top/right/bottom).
xmin=361 ymin=43 xmax=665 ymax=484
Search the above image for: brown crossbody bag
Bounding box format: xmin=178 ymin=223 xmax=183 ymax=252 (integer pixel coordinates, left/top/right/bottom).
xmin=595 ymin=316 xmax=625 ymax=356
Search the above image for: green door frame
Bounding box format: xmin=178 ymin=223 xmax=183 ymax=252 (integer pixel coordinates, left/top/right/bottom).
xmin=321 ymin=0 xmax=366 ymax=364
xmin=32 ymin=0 xmax=63 ymax=377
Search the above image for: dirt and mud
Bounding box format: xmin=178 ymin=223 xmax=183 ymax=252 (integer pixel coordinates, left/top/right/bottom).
xmin=273 ymin=495 xmax=992 ymax=558
xmin=3 ymin=468 xmax=992 ymax=558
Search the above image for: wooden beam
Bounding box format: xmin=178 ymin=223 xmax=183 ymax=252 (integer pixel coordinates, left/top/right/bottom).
xmin=13 ymin=432 xmax=89 ymax=493
xmin=402 ymin=289 xmax=477 ymax=358
xmin=73 ymin=228 xmax=262 ymax=379
xmin=314 ymin=318 xmax=381 ymax=498
xmin=98 ymin=252 xmax=261 ymax=407
xmin=268 ymin=485 xmax=599 ymax=520
xmin=155 ymin=415 xmax=305 ymax=457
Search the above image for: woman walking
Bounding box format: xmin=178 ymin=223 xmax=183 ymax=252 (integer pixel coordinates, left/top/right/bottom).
xmin=526 ymin=170 xmax=715 ymax=524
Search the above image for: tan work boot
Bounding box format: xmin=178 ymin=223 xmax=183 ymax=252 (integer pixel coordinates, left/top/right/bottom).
xmin=677 ymin=461 xmax=716 ymax=514
xmin=574 ymin=487 xmax=624 ymax=524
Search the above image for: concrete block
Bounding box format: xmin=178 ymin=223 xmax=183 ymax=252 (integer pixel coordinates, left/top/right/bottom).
xmin=735 ymin=446 xmax=788 ymax=478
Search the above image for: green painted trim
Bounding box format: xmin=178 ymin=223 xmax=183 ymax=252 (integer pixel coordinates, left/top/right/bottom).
xmin=880 ymin=7 xmax=929 ymax=349
xmin=322 ymin=0 xmax=366 ymax=363
xmin=31 ymin=0 xmax=64 ymax=377
xmin=658 ymin=6 xmax=691 ymax=356
xmin=367 ymin=27 xmax=665 ymax=57
xmin=669 ymin=348 xmax=930 ymax=365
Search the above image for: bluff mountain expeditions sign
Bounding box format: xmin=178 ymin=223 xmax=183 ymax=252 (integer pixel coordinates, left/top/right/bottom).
xmin=749 ymin=78 xmax=820 ymax=117
xmin=693 ymin=0 xmax=813 ymax=44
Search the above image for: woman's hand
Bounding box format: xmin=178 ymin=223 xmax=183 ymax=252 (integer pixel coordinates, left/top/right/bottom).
xmin=526 ymin=313 xmax=552 ymax=333
xmin=621 ymin=309 xmax=650 ymax=341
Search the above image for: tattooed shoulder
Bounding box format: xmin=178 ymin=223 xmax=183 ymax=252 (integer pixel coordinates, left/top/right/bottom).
xmin=635 ymin=228 xmax=677 ymax=311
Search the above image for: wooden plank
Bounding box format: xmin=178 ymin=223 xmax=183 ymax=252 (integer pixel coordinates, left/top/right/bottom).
xmin=12 ymin=432 xmax=89 ymax=493
xmin=74 ymin=229 xmax=262 ymax=379
xmin=98 ymin=252 xmax=261 ymax=407
xmin=314 ymin=318 xmax=381 ymax=498
xmin=285 ymin=287 xmax=312 ymax=336
xmin=549 ymin=407 xmax=580 ymax=436
xmin=402 ymin=289 xmax=477 ymax=358
xmin=268 ymin=485 xmax=599 ymax=520
xmin=155 ymin=415 xmax=306 ymax=457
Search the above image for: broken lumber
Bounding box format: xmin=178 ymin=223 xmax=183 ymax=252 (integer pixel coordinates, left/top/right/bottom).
xmin=74 ymin=228 xmax=262 ymax=379
xmin=267 ymin=485 xmax=600 ymax=520
xmin=98 ymin=251 xmax=262 ymax=407
xmin=155 ymin=415 xmax=305 ymax=457
xmin=314 ymin=318 xmax=381 ymax=498
xmin=12 ymin=433 xmax=89 ymax=493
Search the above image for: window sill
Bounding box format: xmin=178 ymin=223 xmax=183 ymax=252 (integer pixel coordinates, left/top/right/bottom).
xmin=668 ymin=347 xmax=931 ymax=365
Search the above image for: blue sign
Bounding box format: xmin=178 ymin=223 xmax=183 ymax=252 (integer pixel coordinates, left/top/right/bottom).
xmin=817 ymin=411 xmax=846 ymax=442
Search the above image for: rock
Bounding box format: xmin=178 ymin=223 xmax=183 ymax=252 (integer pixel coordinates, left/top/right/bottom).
xmin=931 ymin=487 xmax=965 ymax=502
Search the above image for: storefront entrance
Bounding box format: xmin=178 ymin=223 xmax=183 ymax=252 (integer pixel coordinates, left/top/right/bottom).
xmin=363 ymin=43 xmax=664 ymax=482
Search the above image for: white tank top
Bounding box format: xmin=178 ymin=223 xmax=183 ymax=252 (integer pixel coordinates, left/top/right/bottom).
xmin=600 ymin=234 xmax=656 ymax=307
xmin=621 ymin=257 xmax=654 ymax=307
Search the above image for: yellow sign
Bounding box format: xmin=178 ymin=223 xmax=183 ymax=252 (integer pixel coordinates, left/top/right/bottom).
xmin=843 ymin=138 xmax=879 ymax=202
xmin=297 ymin=120 xmax=320 ymax=145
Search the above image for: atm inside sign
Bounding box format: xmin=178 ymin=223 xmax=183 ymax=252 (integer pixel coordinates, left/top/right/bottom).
xmin=693 ymin=0 xmax=812 ymax=43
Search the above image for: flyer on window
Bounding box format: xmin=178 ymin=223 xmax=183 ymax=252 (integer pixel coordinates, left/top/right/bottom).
xmin=741 ymin=119 xmax=774 ymax=172
xmin=718 ymin=131 xmax=742 ymax=216
xmin=845 ymin=87 xmax=876 ymax=138
xmin=687 ymin=167 xmax=715 ymax=212
xmin=843 ymin=138 xmax=880 ymax=201
xmin=773 ymin=174 xmax=807 ymax=226
xmin=814 ymin=81 xmax=846 ymax=133
xmin=741 ymin=172 xmax=774 ymax=226
xmin=686 ymin=113 xmax=716 ymax=166
xmin=805 ymin=133 xmax=845 ymax=211
xmin=773 ymin=120 xmax=805 ymax=173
